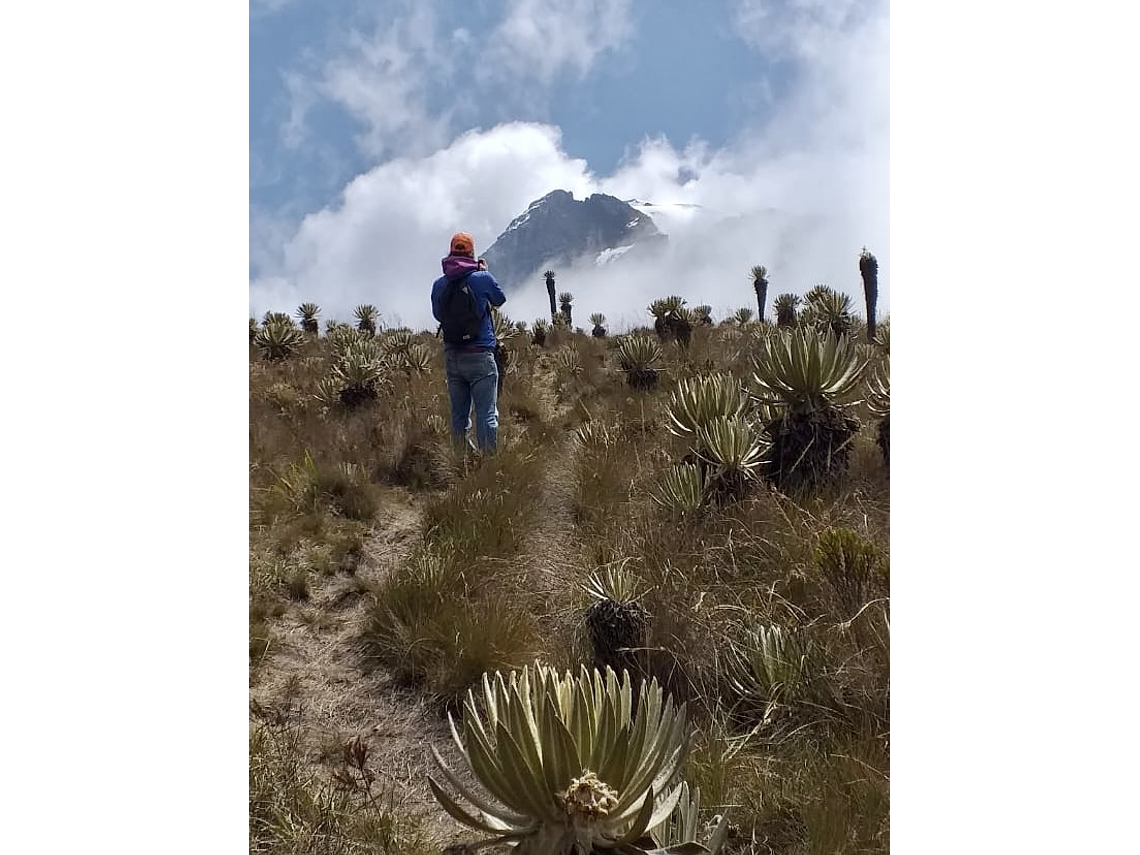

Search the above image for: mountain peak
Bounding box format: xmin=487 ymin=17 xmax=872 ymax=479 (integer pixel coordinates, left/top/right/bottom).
xmin=482 ymin=190 xmax=665 ymax=290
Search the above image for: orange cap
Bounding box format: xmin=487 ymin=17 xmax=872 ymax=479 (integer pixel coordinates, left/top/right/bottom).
xmin=450 ymin=232 xmax=475 ymax=256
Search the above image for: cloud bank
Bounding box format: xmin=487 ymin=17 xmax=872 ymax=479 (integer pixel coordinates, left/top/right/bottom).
xmin=250 ymin=0 xmax=889 ymax=332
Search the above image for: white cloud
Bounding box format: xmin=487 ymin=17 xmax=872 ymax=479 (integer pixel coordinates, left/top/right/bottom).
xmin=250 ymin=123 xmax=599 ymax=326
xmin=250 ymin=0 xmax=294 ymax=17
xmin=252 ymin=1 xmax=889 ymax=330
xmin=280 ymin=72 xmax=315 ymax=150
xmin=280 ymin=0 xmax=635 ymax=160
xmin=731 ymin=0 xmax=866 ymax=60
xmin=281 ymin=3 xmax=452 ymax=160
xmin=483 ymin=0 xmax=635 ymax=85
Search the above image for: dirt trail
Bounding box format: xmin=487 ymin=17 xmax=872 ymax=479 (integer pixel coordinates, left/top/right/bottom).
xmin=250 ymin=494 xmax=462 ymax=845
xmin=249 ymin=358 xmax=589 ymax=850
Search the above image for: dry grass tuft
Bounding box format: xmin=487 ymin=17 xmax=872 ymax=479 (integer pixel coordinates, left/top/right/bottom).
xmin=250 ymin=317 xmax=889 ymax=851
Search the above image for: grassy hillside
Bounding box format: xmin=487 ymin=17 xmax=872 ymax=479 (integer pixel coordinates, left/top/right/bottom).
xmin=249 ymin=297 xmax=890 ymax=854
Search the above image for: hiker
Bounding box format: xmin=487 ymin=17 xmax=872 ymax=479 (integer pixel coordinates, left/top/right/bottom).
xmin=431 ymin=232 xmax=507 ymax=452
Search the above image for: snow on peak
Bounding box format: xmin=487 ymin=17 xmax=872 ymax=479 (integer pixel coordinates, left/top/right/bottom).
xmin=627 ymin=199 xmax=703 ymax=212
xmin=627 ymin=199 xmax=713 ymax=237
xmin=596 ymin=245 xmax=635 ymax=266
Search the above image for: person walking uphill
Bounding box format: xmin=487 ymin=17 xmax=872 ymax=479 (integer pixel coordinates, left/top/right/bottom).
xmin=431 ymin=232 xmax=507 ymax=452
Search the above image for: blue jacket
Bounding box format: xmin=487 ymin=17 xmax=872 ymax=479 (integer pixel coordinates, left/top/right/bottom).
xmin=431 ymin=255 xmax=506 ymax=350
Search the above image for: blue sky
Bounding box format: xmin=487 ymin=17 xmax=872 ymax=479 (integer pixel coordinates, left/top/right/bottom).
xmin=250 ymin=0 xmax=889 ymax=329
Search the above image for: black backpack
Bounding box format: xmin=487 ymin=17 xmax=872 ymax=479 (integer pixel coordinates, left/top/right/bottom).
xmin=439 ymin=273 xmax=484 ymax=345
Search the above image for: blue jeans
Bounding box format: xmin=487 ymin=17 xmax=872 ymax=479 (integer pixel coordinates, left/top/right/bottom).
xmin=444 ymin=349 xmax=499 ymax=451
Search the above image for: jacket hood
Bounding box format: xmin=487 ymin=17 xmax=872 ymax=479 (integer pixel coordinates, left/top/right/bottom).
xmin=442 ymin=255 xmax=481 ymax=279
